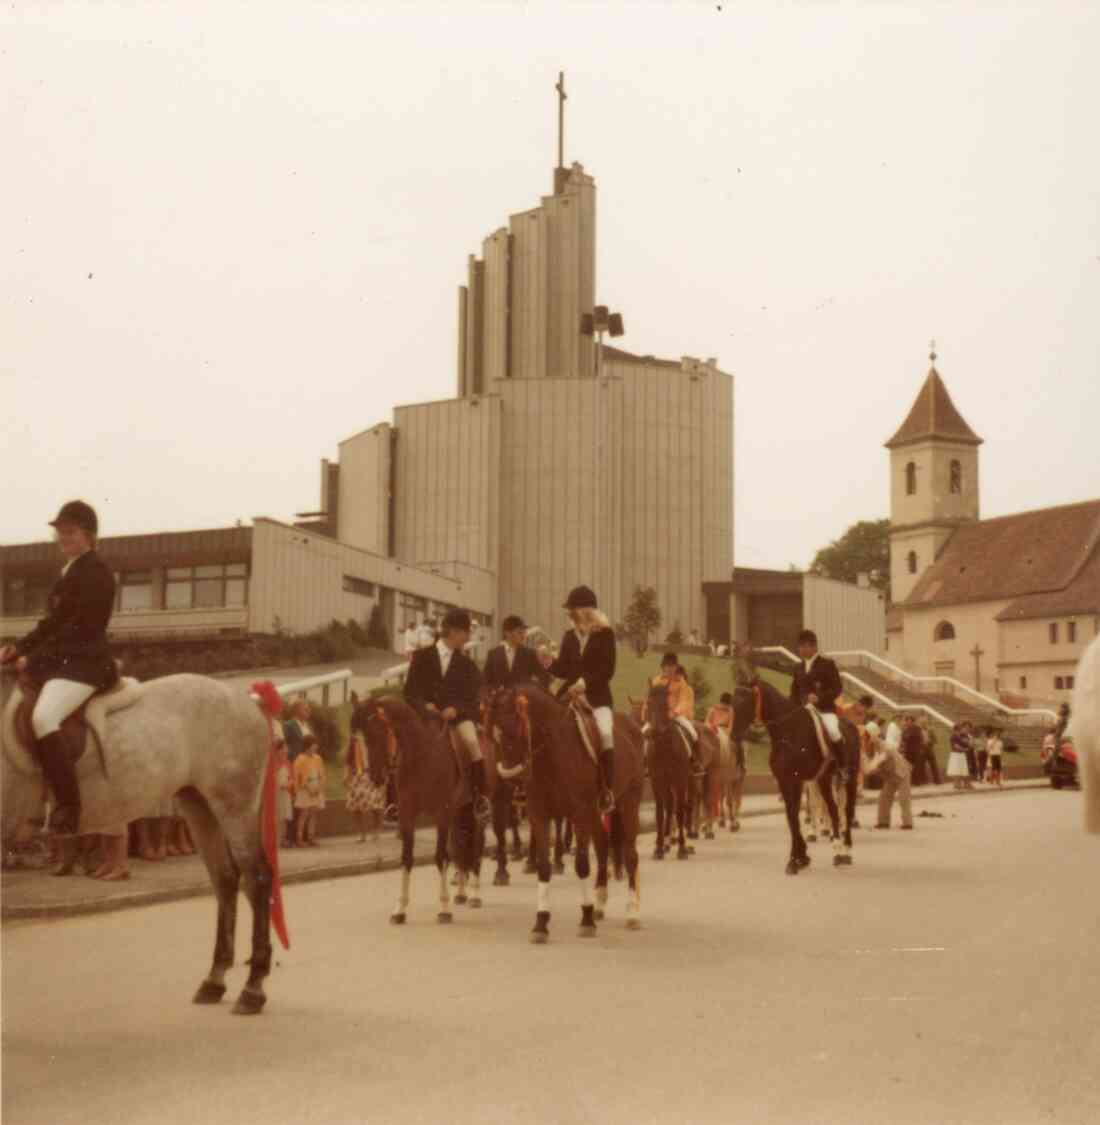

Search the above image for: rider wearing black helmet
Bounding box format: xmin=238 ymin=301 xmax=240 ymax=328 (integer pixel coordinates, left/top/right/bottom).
xmin=0 ymin=501 xmax=118 ymax=835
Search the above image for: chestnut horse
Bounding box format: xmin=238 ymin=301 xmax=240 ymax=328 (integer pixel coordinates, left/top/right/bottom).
xmin=357 ymin=696 xmax=497 ymax=922
xmin=487 ymin=684 xmax=645 ymax=942
xmin=646 ymin=682 xmax=693 ymax=860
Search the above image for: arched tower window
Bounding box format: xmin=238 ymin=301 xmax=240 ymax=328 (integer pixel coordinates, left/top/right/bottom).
xmin=907 ymin=550 xmax=917 ymax=574
xmin=950 ymin=459 xmax=962 ymax=494
xmin=934 ymin=620 xmax=956 ymax=641
xmin=905 ymin=462 xmax=917 ymax=496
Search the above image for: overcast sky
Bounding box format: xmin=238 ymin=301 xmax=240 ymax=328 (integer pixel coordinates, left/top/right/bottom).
xmin=4 ymin=2 xmax=1099 ymax=571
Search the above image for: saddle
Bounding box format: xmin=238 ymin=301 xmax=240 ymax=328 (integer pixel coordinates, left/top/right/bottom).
xmin=10 ymin=674 xmax=143 ymax=770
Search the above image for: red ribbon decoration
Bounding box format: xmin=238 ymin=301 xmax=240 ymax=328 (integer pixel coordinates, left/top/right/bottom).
xmin=252 ymin=681 xmax=290 ymax=950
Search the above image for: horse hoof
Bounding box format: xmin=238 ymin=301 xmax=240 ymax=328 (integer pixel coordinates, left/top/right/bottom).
xmin=718 ymin=819 xmax=726 ymax=828
xmin=833 ymin=854 xmax=845 ymax=867
xmin=614 ymin=865 xmax=624 ymax=882
xmin=785 ymin=861 xmax=800 ymax=875
xmin=193 ymin=980 xmax=227 ymax=1005
xmin=510 ymin=847 xmax=525 ymax=862
xmin=437 ymin=911 xmax=453 ymax=924
xmin=688 ymin=831 xmax=699 ymax=841
xmin=231 ymin=989 xmax=266 ymax=1016
xmin=454 ymin=893 xmax=468 ymax=905
xmin=553 ymin=861 xmax=565 ymax=875
xmin=390 ymin=912 xmax=406 ymax=925
xmin=652 ymin=849 xmax=664 ymax=860
xmin=686 ymin=846 xmax=696 ymax=855
xmin=523 ymin=861 xmax=537 ymax=875
xmin=730 ymin=820 xmax=741 ymax=833
xmin=493 ymin=871 xmax=509 ymax=887
xmin=469 ymin=896 xmax=482 ymax=908
xmin=593 ymin=908 xmax=605 ymax=921
xmin=677 ymin=848 xmax=689 ymax=860
xmin=578 ymin=924 xmax=598 ymax=938
xmin=529 ymin=929 xmax=549 ymax=945
xmin=626 ymin=916 xmax=641 ymax=930
xmin=797 ymin=854 xmax=811 ymax=868
xmin=838 ymin=854 xmax=853 ymax=866
xmin=704 ymin=829 xmax=715 ymax=840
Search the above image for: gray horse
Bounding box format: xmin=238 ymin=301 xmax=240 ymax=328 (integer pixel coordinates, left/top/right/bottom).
xmin=1 ymin=673 xmax=283 ymax=1014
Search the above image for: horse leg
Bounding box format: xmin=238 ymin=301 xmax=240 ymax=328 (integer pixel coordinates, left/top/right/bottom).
xmin=593 ymin=817 xmax=611 ymax=920
xmin=778 ymin=776 xmax=805 ymax=874
xmin=179 ymin=790 xmax=238 ymax=1005
xmin=452 ymin=806 xmax=470 ymax=904
xmin=510 ymin=801 xmax=525 ymax=861
xmin=436 ymin=822 xmax=453 ymax=923
xmin=676 ymin=787 xmax=690 ymax=860
xmin=575 ymin=830 xmax=597 ymax=938
xmin=816 ymin=773 xmax=846 ymax=868
xmin=229 ymin=825 xmax=273 ymax=1016
xmin=653 ymin=789 xmax=665 ymax=859
xmin=529 ymin=815 xmax=552 ymax=945
xmin=621 ymin=795 xmax=642 ymax=930
xmin=390 ymin=827 xmax=414 ymax=924
xmin=553 ymin=817 xmax=566 ymax=875
xmin=492 ymin=790 xmax=510 ymax=886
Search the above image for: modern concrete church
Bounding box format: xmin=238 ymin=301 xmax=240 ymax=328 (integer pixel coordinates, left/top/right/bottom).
xmin=315 ymin=141 xmax=734 ymax=635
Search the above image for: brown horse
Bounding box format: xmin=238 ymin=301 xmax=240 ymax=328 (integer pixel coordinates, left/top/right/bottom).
xmin=486 ymin=684 xmax=645 ymax=942
xmin=357 ymin=696 xmax=497 ymax=922
xmin=646 ymin=681 xmax=693 ymax=860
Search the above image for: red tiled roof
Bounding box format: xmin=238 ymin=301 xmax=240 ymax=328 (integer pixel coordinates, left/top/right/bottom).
xmin=885 ymin=367 xmax=983 ymax=450
xmin=904 ymin=499 xmax=1100 ymax=610
xmin=996 ymin=542 xmax=1100 ymax=621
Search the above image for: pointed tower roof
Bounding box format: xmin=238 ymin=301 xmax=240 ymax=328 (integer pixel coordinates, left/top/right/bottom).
xmin=885 ymin=352 xmax=983 ymax=450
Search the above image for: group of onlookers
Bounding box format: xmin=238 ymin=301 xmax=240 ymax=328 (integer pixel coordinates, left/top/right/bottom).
xmin=946 ymin=721 xmax=1006 ymax=790
xmin=273 ymin=697 xmax=327 ymax=847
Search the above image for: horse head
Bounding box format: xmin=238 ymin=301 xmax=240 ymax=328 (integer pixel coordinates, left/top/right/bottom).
xmin=730 ymin=684 xmax=758 ymax=740
xmin=646 ymin=681 xmax=673 ymax=731
xmin=485 ymin=687 xmax=529 ymax=775
xmin=358 ymin=698 xmax=399 ymax=787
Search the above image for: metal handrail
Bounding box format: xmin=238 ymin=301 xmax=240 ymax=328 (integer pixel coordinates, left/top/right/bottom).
xmin=274 ymin=669 xmax=352 ymax=706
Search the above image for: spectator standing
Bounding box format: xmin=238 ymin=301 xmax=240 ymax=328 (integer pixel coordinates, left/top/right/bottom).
xmin=987 ymin=727 xmax=1005 ymax=787
xmin=1055 ymin=702 xmax=1071 ymax=746
xmin=884 ymin=714 xmax=902 ymax=754
xmin=947 ymin=722 xmax=972 ymax=790
xmin=964 ymin=722 xmax=980 ymax=782
xmin=417 ymin=618 xmax=436 ymax=651
xmin=293 ymin=735 xmax=326 ymax=846
xmin=344 ymin=723 xmax=383 ymax=843
xmin=974 ymin=727 xmax=990 ymax=783
xmin=900 ymin=715 xmax=924 ymax=781
xmin=282 ymin=698 xmax=312 ymax=845
xmin=403 ymin=621 xmax=418 ymax=659
xmin=919 ymin=717 xmax=943 ymax=784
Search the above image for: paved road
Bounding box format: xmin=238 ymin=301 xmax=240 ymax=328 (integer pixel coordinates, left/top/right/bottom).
xmin=3 ymin=789 xmax=1098 ymax=1125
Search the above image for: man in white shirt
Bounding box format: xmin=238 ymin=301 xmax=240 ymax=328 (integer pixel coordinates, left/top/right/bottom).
xmin=417 ymin=618 xmax=436 ymax=651
xmin=403 ymin=622 xmax=418 ymax=658
xmin=864 ymin=718 xmax=913 ymax=829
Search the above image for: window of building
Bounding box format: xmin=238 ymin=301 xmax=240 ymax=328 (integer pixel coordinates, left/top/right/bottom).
xmin=934 ymin=620 xmax=956 ymax=641
xmin=905 ymin=461 xmax=917 ymax=496
xmin=117 ymin=571 xmax=153 ymax=612
xmin=3 ymin=578 xmax=51 ymax=616
xmin=165 ymin=563 xmax=248 ymax=610
xmin=1049 ymin=622 xmax=1059 ymax=644
xmin=907 ymin=551 xmax=917 ymax=574
xmin=1019 ymin=675 xmax=1027 ymax=690
xmin=1068 ymin=621 xmax=1077 ymax=643
xmin=343 ymin=575 xmax=376 ymax=597
xmin=949 ymin=459 xmax=962 ymax=494
xmin=1066 ymin=675 xmax=1075 ymax=689
xmin=1054 ymin=676 xmax=1064 ymax=690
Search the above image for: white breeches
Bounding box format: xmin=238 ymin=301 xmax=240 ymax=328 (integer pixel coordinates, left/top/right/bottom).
xmin=819 ymin=711 xmax=841 ymax=741
xmin=455 ymin=719 xmax=483 ymax=762
xmin=593 ymin=706 xmax=614 ymax=750
xmin=32 ymin=679 xmax=97 ymax=739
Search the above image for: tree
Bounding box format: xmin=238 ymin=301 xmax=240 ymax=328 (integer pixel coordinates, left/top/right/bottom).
xmin=810 ymin=518 xmax=891 ymax=602
xmin=623 ymin=586 xmax=662 ymax=654
xmin=665 ymin=622 xmax=684 ymax=645
xmin=366 ymin=602 xmax=391 ymax=650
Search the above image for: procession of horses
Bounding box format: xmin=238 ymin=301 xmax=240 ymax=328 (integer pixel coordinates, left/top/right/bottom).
xmin=2 ymin=519 xmax=1097 ymax=1020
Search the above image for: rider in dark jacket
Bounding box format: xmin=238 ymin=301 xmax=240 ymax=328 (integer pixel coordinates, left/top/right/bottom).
xmin=0 ymin=501 xmax=118 ymax=835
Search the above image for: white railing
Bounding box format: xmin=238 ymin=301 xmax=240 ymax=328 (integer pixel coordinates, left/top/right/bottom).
xmin=754 ymin=645 xmax=1056 ymax=725
xmin=273 ymin=669 xmax=352 ymax=706
xmin=828 ymin=649 xmax=1058 ymax=723
xmin=754 ymin=647 xmax=955 ymax=727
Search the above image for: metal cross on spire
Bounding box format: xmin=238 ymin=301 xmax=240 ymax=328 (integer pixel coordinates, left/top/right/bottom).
xmin=929 ymin=338 xmax=937 ymax=364
xmin=555 ymin=71 xmax=567 ymax=170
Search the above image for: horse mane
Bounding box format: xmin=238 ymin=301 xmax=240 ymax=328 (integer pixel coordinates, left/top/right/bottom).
xmin=368 ymin=695 xmax=432 ymax=761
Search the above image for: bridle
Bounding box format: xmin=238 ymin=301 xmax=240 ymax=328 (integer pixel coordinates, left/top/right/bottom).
xmin=493 ymin=689 xmax=545 ymax=781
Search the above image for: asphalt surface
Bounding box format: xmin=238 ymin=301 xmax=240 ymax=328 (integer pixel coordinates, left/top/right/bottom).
xmin=3 ymin=787 xmax=1097 ymax=1125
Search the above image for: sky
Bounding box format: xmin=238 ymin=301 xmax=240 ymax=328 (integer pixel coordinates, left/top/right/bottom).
xmin=3 ymin=1 xmax=1099 ymax=570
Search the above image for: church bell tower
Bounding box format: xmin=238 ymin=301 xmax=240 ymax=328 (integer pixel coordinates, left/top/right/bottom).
xmin=886 ymin=345 xmax=982 ymax=603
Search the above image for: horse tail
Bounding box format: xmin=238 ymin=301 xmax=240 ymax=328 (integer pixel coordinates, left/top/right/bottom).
xmin=252 ymin=681 xmax=290 ymax=950
xmin=609 ymin=808 xmax=624 ymax=874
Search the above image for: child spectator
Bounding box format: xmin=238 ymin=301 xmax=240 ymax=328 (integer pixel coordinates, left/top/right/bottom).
xmin=293 ymin=735 xmax=326 ymax=847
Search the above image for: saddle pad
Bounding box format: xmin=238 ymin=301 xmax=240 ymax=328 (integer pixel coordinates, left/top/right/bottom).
xmin=715 ymin=728 xmax=733 ymax=769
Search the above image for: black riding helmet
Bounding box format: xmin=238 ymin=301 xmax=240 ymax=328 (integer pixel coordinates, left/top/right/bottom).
xmin=441 ymin=608 xmax=472 ymax=632
xmin=49 ymin=499 xmax=98 ymax=536
xmin=563 ymin=585 xmax=598 ymax=610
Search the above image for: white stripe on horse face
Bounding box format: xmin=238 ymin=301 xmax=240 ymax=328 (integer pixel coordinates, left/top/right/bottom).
xmin=537 ymin=880 xmax=551 ymax=913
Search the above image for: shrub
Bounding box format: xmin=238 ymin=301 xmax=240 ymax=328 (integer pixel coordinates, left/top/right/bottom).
xmin=347 ymin=617 xmax=370 ymax=647
xmin=688 ymin=664 xmax=712 ymax=718
xmin=666 ymin=622 xmax=684 ymax=646
xmin=308 ymin=703 xmax=343 ymax=762
xmin=366 ymin=603 xmax=391 ymax=650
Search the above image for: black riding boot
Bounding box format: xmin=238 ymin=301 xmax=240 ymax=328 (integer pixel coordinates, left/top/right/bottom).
xmin=598 ymin=748 xmax=616 ymax=815
xmin=37 ymin=731 xmax=81 ymax=836
xmin=830 ymin=739 xmax=849 ymax=783
xmin=470 ymin=759 xmax=491 ymax=825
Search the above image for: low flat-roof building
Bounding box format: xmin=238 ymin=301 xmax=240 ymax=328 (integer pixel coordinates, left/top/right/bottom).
xmin=0 ymin=517 xmax=494 ymax=650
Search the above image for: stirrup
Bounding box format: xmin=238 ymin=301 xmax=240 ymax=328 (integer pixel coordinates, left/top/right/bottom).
xmin=597 ymin=788 xmax=615 ymax=816
xmin=473 ymin=794 xmax=492 ymax=827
